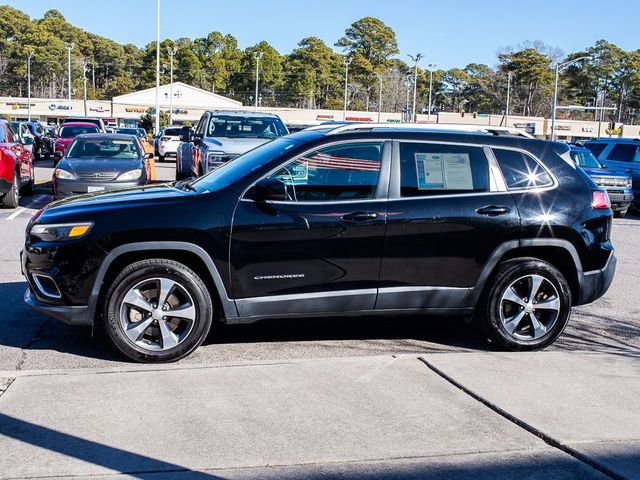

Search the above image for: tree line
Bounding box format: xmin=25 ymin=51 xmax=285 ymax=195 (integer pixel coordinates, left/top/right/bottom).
xmin=1 ymin=6 xmax=639 ymax=123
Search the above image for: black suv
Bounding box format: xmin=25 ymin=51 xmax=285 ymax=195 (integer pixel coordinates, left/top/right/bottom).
xmin=22 ymin=125 xmax=617 ymax=362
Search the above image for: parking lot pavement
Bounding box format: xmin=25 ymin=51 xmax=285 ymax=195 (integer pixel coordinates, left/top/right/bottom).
xmin=0 ymin=355 xmax=613 ymax=479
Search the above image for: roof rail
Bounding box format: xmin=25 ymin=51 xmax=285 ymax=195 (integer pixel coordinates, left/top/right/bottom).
xmin=320 ymin=122 xmax=534 ymax=138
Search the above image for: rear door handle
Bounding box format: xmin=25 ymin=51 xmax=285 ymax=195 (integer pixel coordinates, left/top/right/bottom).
xmin=476 ymin=205 xmax=511 ymax=216
xmin=341 ymin=211 xmax=379 ymax=222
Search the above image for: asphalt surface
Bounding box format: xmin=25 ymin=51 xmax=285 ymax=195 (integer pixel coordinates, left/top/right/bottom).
xmin=0 ymin=158 xmax=639 ymax=371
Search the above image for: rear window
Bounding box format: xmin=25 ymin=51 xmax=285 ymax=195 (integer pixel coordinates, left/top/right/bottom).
xmin=493 ymin=148 xmax=553 ymax=190
xmin=606 ymin=144 xmax=640 ymax=163
xmin=164 ymin=128 xmax=182 ymax=136
xmin=59 ymin=125 xmax=99 ymax=138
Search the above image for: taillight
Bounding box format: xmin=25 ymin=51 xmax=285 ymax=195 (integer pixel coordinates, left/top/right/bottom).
xmin=161 ymin=136 xmax=170 ymax=141
xmin=592 ymin=190 xmax=611 ymax=210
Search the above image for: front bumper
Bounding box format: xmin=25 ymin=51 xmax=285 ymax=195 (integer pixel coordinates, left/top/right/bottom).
xmin=606 ymin=191 xmax=633 ymax=211
xmin=577 ymin=252 xmax=617 ymax=305
xmin=54 ymin=180 xmax=143 ymax=198
xmin=24 ymin=287 xmax=93 ymax=325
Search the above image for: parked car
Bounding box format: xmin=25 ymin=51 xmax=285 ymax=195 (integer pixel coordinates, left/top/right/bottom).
xmin=54 ymin=123 xmax=101 ymax=165
xmin=176 ymin=111 xmax=288 ymax=180
xmin=23 ymin=124 xmax=616 ymax=362
xmin=569 ymin=145 xmax=633 ymax=217
xmin=52 ymin=133 xmax=151 ymax=199
xmin=62 ymin=117 xmax=106 ymax=133
xmin=157 ymin=126 xmax=182 ymax=161
xmin=0 ymin=119 xmax=34 ymax=208
xmin=10 ymin=121 xmax=35 ymax=156
xmin=584 ymin=138 xmax=640 ymax=211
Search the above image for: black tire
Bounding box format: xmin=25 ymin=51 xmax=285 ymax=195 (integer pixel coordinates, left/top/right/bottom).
xmin=477 ymin=258 xmax=571 ymax=351
xmin=158 ymin=155 xmax=165 ymax=163
xmin=613 ymin=208 xmax=628 ymax=218
xmin=175 ymin=170 xmax=187 ymax=181
xmin=1 ymin=174 xmax=19 ymax=209
xmin=103 ymin=258 xmax=213 ymax=363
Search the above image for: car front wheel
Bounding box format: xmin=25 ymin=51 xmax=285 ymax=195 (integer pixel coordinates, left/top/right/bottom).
xmin=478 ymin=258 xmax=571 ymax=351
xmin=104 ymin=258 xmax=213 ymax=362
xmin=1 ymin=174 xmax=19 ymax=208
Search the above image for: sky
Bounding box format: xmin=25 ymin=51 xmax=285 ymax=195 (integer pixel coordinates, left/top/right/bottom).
xmin=7 ymin=0 xmax=640 ymax=70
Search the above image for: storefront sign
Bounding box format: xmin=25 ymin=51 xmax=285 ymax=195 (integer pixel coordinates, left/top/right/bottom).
xmin=316 ymin=114 xmax=334 ymax=121
xmin=513 ymin=122 xmax=536 ymax=134
xmin=345 ymin=116 xmax=373 ymax=122
xmin=89 ymin=106 xmax=109 ymax=113
xmin=7 ymin=102 xmax=35 ymax=109
xmin=555 ymin=125 xmax=572 ymax=131
xmin=581 ymin=126 xmax=595 ymax=133
xmin=48 ymin=103 xmax=73 ymax=111
xmin=125 ymin=107 xmax=146 ymax=113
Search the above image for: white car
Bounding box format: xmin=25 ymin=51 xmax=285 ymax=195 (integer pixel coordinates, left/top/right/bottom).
xmin=158 ymin=126 xmax=182 ymax=161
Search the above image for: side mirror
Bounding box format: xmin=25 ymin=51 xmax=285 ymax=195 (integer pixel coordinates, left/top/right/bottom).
xmin=180 ymin=126 xmax=193 ymax=143
xmin=143 ymin=152 xmax=152 ymax=160
xmin=601 ymin=163 xmax=608 ymax=169
xmin=249 ymin=177 xmax=287 ymax=202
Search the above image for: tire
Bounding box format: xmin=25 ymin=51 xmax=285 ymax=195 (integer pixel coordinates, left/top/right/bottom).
xmin=613 ymin=208 xmax=628 ymax=218
xmin=159 ymin=155 xmax=165 ymax=163
xmin=477 ymin=258 xmax=571 ymax=351
xmin=1 ymin=174 xmax=19 ymax=209
xmin=103 ymin=258 xmax=213 ymax=363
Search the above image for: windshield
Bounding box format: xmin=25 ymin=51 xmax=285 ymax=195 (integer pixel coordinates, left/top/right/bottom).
xmin=206 ymin=115 xmax=287 ymax=139
xmin=570 ymin=150 xmax=602 ymax=169
xmin=66 ymin=138 xmax=141 ymax=160
xmin=192 ymin=138 xmax=300 ymax=191
xmin=59 ymin=125 xmax=99 ymax=138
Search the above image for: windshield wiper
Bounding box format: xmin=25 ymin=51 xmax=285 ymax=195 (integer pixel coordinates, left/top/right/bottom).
xmin=175 ymin=179 xmax=196 ymax=191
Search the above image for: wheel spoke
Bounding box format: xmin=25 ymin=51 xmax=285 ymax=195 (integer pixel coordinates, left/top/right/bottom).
xmin=165 ymin=304 xmax=196 ymax=322
xmin=503 ymin=310 xmax=526 ymax=334
xmin=535 ymin=296 xmax=560 ymax=312
xmin=158 ymin=320 xmax=179 ymax=349
xmin=156 ymin=278 xmax=176 ymax=309
xmin=528 ymin=275 xmax=544 ymax=300
xmin=529 ymin=313 xmax=547 ymax=339
xmin=123 ymin=288 xmax=153 ymax=313
xmin=125 ymin=317 xmax=154 ymax=343
xmin=502 ymin=287 xmax=526 ymax=306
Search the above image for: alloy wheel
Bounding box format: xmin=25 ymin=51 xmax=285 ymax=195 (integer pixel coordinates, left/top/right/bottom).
xmin=499 ymin=274 xmax=561 ymax=341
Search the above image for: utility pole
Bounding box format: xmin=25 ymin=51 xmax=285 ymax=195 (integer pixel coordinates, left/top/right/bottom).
xmin=155 ymin=0 xmax=160 ymax=134
xmin=505 ymin=71 xmax=512 ymax=126
xmin=92 ymin=63 xmax=95 ymax=92
xmin=343 ymin=56 xmax=351 ymax=121
xmin=168 ymin=46 xmax=177 ymax=124
xmin=64 ymin=42 xmax=74 ymax=103
xmin=373 ymin=72 xmax=384 ymax=122
xmin=408 ymin=53 xmax=423 ymax=123
xmin=27 ymin=52 xmax=32 ymax=121
xmin=405 ymin=75 xmax=412 ymax=122
xmin=551 ymin=56 xmax=590 ymax=141
xmin=427 ymin=63 xmax=436 ymax=123
xmin=82 ymin=59 xmax=88 ymax=116
xmin=253 ymin=51 xmax=263 ymax=110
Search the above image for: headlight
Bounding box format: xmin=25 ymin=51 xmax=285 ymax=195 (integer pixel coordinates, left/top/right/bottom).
xmin=207 ymin=151 xmax=227 ymax=164
xmin=54 ymin=169 xmax=76 ymax=180
xmin=29 ymin=222 xmax=93 ymax=241
xmin=624 ymin=177 xmax=632 ymax=189
xmin=117 ymin=169 xmax=142 ymax=181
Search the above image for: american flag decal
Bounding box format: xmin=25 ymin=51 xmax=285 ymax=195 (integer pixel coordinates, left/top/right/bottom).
xmin=297 ymin=153 xmax=380 ymax=172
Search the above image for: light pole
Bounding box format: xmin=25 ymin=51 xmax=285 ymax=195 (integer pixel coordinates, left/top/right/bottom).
xmin=372 ymin=72 xmax=384 ymax=122
xmin=408 ymin=53 xmax=423 ymax=123
xmin=64 ymin=42 xmax=74 ymax=103
xmin=167 ymin=46 xmax=177 ymax=124
xmin=427 ymin=63 xmax=436 ymax=123
xmin=155 ymin=0 xmax=160 ymax=135
xmin=82 ymin=59 xmax=88 ymax=116
xmin=405 ymin=75 xmax=412 ymax=122
xmin=27 ymin=52 xmax=32 ymax=121
xmin=551 ymin=56 xmax=590 ymax=140
xmin=505 ymin=71 xmax=512 ymax=125
xmin=343 ymin=56 xmax=351 ymax=121
xmin=253 ymin=51 xmax=263 ymax=109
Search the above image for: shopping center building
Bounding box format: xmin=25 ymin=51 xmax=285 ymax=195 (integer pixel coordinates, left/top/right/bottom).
xmin=2 ymin=81 xmax=639 ymax=141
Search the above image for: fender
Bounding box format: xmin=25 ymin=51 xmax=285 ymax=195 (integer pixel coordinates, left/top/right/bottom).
xmin=88 ymin=241 xmax=238 ymax=323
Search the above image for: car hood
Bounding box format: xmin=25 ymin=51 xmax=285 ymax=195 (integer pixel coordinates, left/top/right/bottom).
xmin=582 ymin=166 xmax=629 ymax=179
xmin=203 ymin=136 xmax=272 ymax=155
xmin=59 ymin=158 xmax=142 ymax=177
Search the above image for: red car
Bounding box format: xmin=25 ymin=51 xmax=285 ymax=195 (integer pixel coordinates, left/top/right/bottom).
xmin=54 ymin=122 xmax=100 ymax=164
xmin=0 ymin=119 xmax=34 ymax=208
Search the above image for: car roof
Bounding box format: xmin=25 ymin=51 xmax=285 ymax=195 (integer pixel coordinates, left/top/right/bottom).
xmin=61 ymin=122 xmax=100 ymax=127
xmin=205 ymin=110 xmax=281 ymax=118
xmin=74 ymin=133 xmax=140 ymax=141
xmin=586 ymin=138 xmax=640 ymax=144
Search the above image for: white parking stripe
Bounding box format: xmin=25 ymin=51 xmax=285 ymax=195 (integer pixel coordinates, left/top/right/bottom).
xmin=7 ymin=208 xmax=25 ymax=220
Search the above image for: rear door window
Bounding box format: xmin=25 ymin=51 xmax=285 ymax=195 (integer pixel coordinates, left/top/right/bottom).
xmin=399 ymin=142 xmax=489 ymax=197
xmin=493 ymin=149 xmax=553 ymax=190
xmin=606 ymin=144 xmax=640 ymax=163
xmin=584 ymin=143 xmax=606 ymax=159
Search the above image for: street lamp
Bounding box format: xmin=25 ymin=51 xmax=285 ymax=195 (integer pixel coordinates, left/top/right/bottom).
xmin=551 ymin=56 xmax=590 ymax=140
xmin=167 ymin=46 xmax=177 ymax=124
xmin=427 ymin=63 xmax=436 ymax=123
xmin=372 ymin=71 xmax=388 ymax=123
xmin=253 ymin=51 xmax=263 ymax=109
xmin=27 ymin=52 xmax=32 ymax=121
xmin=82 ymin=59 xmax=88 ymax=116
xmin=64 ymin=42 xmax=74 ymax=103
xmin=404 ymin=74 xmax=413 ymax=122
xmin=505 ymin=71 xmax=512 ymax=126
xmin=343 ymin=56 xmax=352 ymax=121
xmin=155 ymin=0 xmax=160 ymax=135
xmin=408 ymin=53 xmax=424 ymax=123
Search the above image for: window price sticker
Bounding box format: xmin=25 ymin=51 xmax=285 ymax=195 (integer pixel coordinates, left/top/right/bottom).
xmin=415 ymin=153 xmax=473 ymax=190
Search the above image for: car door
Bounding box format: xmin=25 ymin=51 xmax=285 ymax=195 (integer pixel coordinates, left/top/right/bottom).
xmin=377 ymin=140 xmax=520 ymax=310
xmin=6 ymin=123 xmax=30 ymax=185
xmin=229 ymin=140 xmax=391 ymax=318
xmin=601 ymin=143 xmax=640 ymax=200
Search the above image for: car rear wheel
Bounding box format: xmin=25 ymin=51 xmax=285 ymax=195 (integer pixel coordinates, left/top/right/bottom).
xmin=478 ymin=258 xmax=571 ymax=351
xmin=1 ymin=174 xmax=19 ymax=209
xmin=159 ymin=155 xmax=165 ymax=162
xmin=104 ymin=258 xmax=213 ymax=363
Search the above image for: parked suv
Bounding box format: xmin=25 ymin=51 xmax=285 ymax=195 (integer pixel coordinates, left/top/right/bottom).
xmin=584 ymin=138 xmax=640 ymax=211
xmin=157 ymin=126 xmax=182 ymax=161
xmin=23 ymin=125 xmax=616 ymax=362
xmin=569 ymin=145 xmax=633 ymax=217
xmin=176 ymin=111 xmax=288 ymax=180
xmin=1 ymin=120 xmax=34 ymax=208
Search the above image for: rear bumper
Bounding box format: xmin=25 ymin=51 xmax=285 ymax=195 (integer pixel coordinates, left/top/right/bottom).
xmin=24 ymin=287 xmax=93 ymax=325
xmin=577 ymin=252 xmax=617 ymax=305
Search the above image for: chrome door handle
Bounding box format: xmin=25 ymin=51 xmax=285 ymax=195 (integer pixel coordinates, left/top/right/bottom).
xmin=341 ymin=211 xmax=379 ymax=222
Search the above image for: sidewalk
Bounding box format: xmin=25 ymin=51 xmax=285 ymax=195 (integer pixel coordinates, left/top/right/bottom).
xmin=0 ymin=352 xmax=637 ymax=479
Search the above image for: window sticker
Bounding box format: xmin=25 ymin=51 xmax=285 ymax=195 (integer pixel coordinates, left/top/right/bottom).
xmin=415 ymin=153 xmax=473 ymax=190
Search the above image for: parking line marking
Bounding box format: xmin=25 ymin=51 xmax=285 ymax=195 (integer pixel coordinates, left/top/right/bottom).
xmin=6 ymin=208 xmax=25 ymax=220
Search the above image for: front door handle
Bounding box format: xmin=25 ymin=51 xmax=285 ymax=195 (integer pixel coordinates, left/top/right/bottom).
xmin=476 ymin=205 xmax=511 ymax=216
xmin=341 ymin=211 xmax=379 ymax=222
